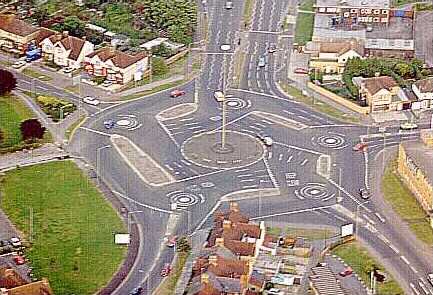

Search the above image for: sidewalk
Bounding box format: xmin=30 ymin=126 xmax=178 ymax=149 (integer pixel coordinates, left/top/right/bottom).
xmin=120 ymin=74 xmax=184 ymax=96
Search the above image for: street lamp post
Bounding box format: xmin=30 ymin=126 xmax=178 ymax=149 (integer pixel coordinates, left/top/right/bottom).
xmin=127 ymin=210 xmax=143 ymax=233
xmin=96 ymin=145 xmax=111 ymax=186
xmin=221 ymin=54 xmax=228 ymax=149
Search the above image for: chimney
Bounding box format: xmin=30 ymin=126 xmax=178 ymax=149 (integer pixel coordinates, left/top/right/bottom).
xmin=229 ymin=202 xmax=239 ymax=212
xmin=209 ymin=255 xmax=218 ymax=266
xmin=62 ymin=31 xmax=69 ymax=37
xmin=223 ymin=219 xmax=232 ymax=230
xmin=201 ymin=273 xmax=209 ymax=284
xmin=215 ymin=237 xmax=224 ymax=247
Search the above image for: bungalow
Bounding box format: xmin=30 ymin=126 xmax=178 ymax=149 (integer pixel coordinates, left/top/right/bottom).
xmin=0 ymin=13 xmax=39 ymax=54
xmin=412 ymin=77 xmax=433 ymax=110
xmin=84 ymin=47 xmax=148 ymax=84
xmin=40 ymin=31 xmax=94 ymax=69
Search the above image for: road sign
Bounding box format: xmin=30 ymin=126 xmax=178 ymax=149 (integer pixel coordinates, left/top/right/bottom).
xmin=341 ymin=223 xmax=354 ymax=237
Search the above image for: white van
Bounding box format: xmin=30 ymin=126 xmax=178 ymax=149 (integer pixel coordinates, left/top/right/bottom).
xmin=214 ymin=91 xmax=225 ymax=102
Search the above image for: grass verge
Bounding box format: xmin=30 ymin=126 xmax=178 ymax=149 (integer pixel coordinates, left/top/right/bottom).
xmin=267 ymin=226 xmax=337 ymax=240
xmin=243 ymin=0 xmax=255 ymax=27
xmin=299 ymin=0 xmax=315 ymax=11
xmin=0 ymin=161 xmax=127 ymax=295
xmin=332 ymin=241 xmax=403 ymax=295
xmin=294 ymin=12 xmax=314 ymax=45
xmin=154 ymin=253 xmax=189 ymax=295
xmin=279 ymin=83 xmax=360 ymax=123
xmin=382 ymin=159 xmax=433 ymax=245
xmin=121 ymin=80 xmax=185 ymax=101
xmin=22 ymin=68 xmax=52 ymax=82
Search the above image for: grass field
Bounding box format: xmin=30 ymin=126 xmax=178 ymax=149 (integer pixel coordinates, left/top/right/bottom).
xmin=154 ymin=253 xmax=189 ymax=295
xmin=382 ymin=159 xmax=433 ymax=245
xmin=332 ymin=242 xmax=403 ymax=295
xmin=299 ymin=0 xmax=315 ymax=11
xmin=294 ymin=12 xmax=314 ymax=45
xmin=0 ymin=161 xmax=127 ymax=295
xmin=22 ymin=68 xmax=52 ymax=82
xmin=0 ymin=94 xmax=35 ymax=148
xmin=267 ymin=226 xmax=337 ymax=240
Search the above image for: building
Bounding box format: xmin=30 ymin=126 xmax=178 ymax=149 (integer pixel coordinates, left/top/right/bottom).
xmin=308 ymin=40 xmax=364 ymax=74
xmin=0 ymin=265 xmax=54 ymax=295
xmin=84 ymin=47 xmax=149 ymax=84
xmin=0 ymin=13 xmax=40 ymax=54
xmin=365 ymin=38 xmax=414 ymax=59
xmin=397 ymin=130 xmax=433 ymax=228
xmin=40 ymin=31 xmax=94 ymax=69
xmin=412 ymin=77 xmax=433 ymax=110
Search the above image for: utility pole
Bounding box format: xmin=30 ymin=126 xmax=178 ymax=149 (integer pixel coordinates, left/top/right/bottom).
xmin=221 ymin=55 xmax=227 ymax=149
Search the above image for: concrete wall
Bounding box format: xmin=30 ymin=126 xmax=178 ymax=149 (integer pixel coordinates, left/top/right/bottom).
xmin=307 ymin=82 xmax=370 ymax=114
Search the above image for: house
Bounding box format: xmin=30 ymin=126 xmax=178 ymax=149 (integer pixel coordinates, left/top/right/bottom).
xmin=308 ymin=40 xmax=364 ymax=74
xmin=40 ymin=31 xmax=94 ymax=69
xmin=0 ymin=278 xmax=54 ymax=295
xmin=84 ymin=47 xmax=149 ymax=84
xmin=365 ymin=38 xmax=414 ymax=59
xmin=0 ymin=13 xmax=39 ymax=54
xmin=398 ymin=130 xmax=433 ymax=228
xmin=412 ymin=77 xmax=433 ymax=110
xmin=358 ymin=76 xmax=410 ymax=112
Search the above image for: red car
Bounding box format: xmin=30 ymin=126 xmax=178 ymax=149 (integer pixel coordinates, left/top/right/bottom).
xmin=13 ymin=255 xmax=25 ymax=265
xmin=339 ymin=267 xmax=353 ymax=277
xmin=352 ymin=142 xmax=368 ymax=152
xmin=160 ymin=263 xmax=172 ymax=277
xmin=166 ymin=236 xmax=177 ymax=248
xmin=294 ymin=68 xmax=309 ymax=74
xmin=170 ymin=90 xmax=186 ymax=98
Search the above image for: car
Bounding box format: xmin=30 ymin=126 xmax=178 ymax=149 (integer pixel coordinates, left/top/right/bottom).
xmin=62 ymin=67 xmax=74 ymax=74
xmin=339 ymin=267 xmax=353 ymax=277
xmin=214 ymin=91 xmax=225 ymax=102
xmin=170 ymin=89 xmax=186 ymax=98
xmin=11 ymin=61 xmax=26 ymax=69
xmin=294 ymin=67 xmax=309 ymax=74
xmin=83 ymin=96 xmax=100 ymax=106
xmin=257 ymin=133 xmax=273 ymax=146
xmin=101 ymin=80 xmax=113 ymax=87
xmin=13 ymin=255 xmax=25 ymax=265
xmin=400 ymin=122 xmax=418 ymax=130
xmin=359 ymin=188 xmax=370 ymax=200
xmin=103 ymin=120 xmax=115 ymax=129
xmin=352 ymin=142 xmax=368 ymax=152
xmin=160 ymin=263 xmax=172 ymax=277
xmin=129 ymin=287 xmax=143 ymax=295
xmin=258 ymin=56 xmax=266 ymax=67
xmin=166 ymin=236 xmax=177 ymax=247
xmin=220 ymin=44 xmax=231 ymax=51
xmin=225 ymin=0 xmax=233 ymax=9
xmin=268 ymin=43 xmax=277 ymax=53
xmin=428 ymin=273 xmax=433 ymax=286
xmin=10 ymin=237 xmax=22 ymax=247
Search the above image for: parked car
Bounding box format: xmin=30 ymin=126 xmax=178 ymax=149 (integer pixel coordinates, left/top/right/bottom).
xmin=129 ymin=287 xmax=143 ymax=295
xmin=400 ymin=122 xmax=418 ymax=130
xmin=10 ymin=237 xmax=22 ymax=247
xmin=102 ymin=80 xmax=113 ymax=87
xmin=160 ymin=263 xmax=172 ymax=277
xmin=83 ymin=96 xmax=100 ymax=106
xmin=359 ymin=188 xmax=370 ymax=200
xmin=257 ymin=133 xmax=273 ymax=146
xmin=170 ymin=89 xmax=186 ymax=98
xmin=62 ymin=67 xmax=74 ymax=74
xmin=214 ymin=91 xmax=225 ymax=102
xmin=294 ymin=67 xmax=309 ymax=74
xmin=166 ymin=236 xmax=177 ymax=248
xmin=352 ymin=142 xmax=368 ymax=152
xmin=268 ymin=43 xmax=277 ymax=53
xmin=103 ymin=120 xmax=115 ymax=129
xmin=225 ymin=0 xmax=233 ymax=9
xmin=258 ymin=56 xmax=266 ymax=67
xmin=13 ymin=255 xmax=25 ymax=265
xmin=11 ymin=61 xmax=26 ymax=69
xmin=339 ymin=267 xmax=353 ymax=277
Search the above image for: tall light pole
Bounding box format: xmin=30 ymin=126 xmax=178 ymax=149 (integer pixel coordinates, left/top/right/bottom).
xmin=221 ymin=54 xmax=228 ymax=149
xmin=96 ymin=145 xmax=111 ymax=186
xmin=127 ymin=210 xmax=143 ymax=233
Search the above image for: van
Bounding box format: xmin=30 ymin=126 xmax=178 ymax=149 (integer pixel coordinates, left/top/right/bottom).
xmin=214 ymin=91 xmax=225 ymax=102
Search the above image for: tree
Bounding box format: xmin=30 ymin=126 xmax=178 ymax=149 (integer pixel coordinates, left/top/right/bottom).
xmin=176 ymin=236 xmax=191 ymax=253
xmin=151 ymin=44 xmax=172 ymax=58
xmin=0 ymin=69 xmax=17 ymax=95
xmin=152 ymin=57 xmax=168 ymax=76
xmin=394 ymin=63 xmax=413 ymax=78
xmin=52 ymin=16 xmax=85 ymax=37
xmin=20 ymin=119 xmax=46 ymax=141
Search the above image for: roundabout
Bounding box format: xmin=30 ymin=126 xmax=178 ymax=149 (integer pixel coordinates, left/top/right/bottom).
xmin=294 ymin=183 xmax=335 ymax=202
xmin=314 ymin=134 xmax=346 ymax=149
xmin=181 ymin=130 xmax=265 ymax=169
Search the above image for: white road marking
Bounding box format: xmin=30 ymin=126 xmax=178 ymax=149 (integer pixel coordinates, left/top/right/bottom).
xmin=389 ymin=243 xmax=400 ymax=254
xmin=419 ymin=281 xmax=428 ymax=293
xmin=79 ymin=126 xmax=111 ymax=137
xmin=240 ymin=179 xmax=255 ymax=182
xmin=268 ymin=151 xmax=273 ymax=159
xmin=275 ymin=141 xmax=323 ymax=156
xmin=401 ymin=255 xmax=410 ymax=265
xmin=184 ymin=122 xmax=199 ymax=126
xmin=235 ymin=168 xmax=249 ymax=172
xmin=180 ymin=160 xmax=192 ymax=166
xmin=237 ymin=174 xmax=253 ymax=178
xmin=249 ymin=125 xmax=262 ymax=131
xmin=377 ymin=234 xmax=390 ymax=245
xmin=242 ymin=185 xmax=258 ymax=189
xmin=179 ymin=117 xmax=194 ymax=122
xmin=300 ymin=159 xmax=308 ymax=166
xmin=375 ymin=212 xmax=386 ymax=222
xmin=362 ymin=214 xmax=376 ymax=225
xmin=188 ymin=126 xmax=203 ymax=130
xmin=278 ymin=154 xmax=283 ymax=161
xmin=287 ymin=155 xmax=293 ymax=163
xmin=251 ymin=204 xmax=335 ymax=220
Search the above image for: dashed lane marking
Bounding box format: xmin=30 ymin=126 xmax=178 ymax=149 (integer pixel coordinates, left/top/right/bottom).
xmin=375 ymin=212 xmax=386 ymax=222
xmin=411 ymin=283 xmax=421 ymax=295
xmin=362 ymin=214 xmax=376 ymax=225
xmin=389 ymin=243 xmax=400 ymax=254
xmin=237 ymin=174 xmax=253 ymax=178
xmin=400 ymin=255 xmax=410 ymax=265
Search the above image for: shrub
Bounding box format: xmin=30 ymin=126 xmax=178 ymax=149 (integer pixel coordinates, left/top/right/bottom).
xmin=20 ymin=119 xmax=45 ymax=141
xmin=0 ymin=69 xmax=17 ymax=95
xmin=36 ymin=95 xmax=77 ymax=122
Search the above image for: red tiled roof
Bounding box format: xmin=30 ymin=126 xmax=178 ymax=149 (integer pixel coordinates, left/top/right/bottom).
xmin=0 ymin=14 xmax=39 ymax=37
xmin=87 ymin=47 xmax=148 ymax=69
xmin=414 ymin=77 xmax=433 ymax=93
xmin=7 ymin=278 xmax=54 ymax=295
xmin=224 ymin=240 xmax=255 ymax=257
xmin=234 ymin=223 xmax=261 ymax=239
xmin=193 ymin=282 xmax=221 ymax=295
xmin=245 ymin=290 xmax=260 ymax=295
xmin=34 ymin=28 xmax=56 ymax=45
xmin=208 ymin=257 xmax=248 ymax=278
xmin=0 ymin=268 xmax=27 ymax=289
xmin=362 ymin=76 xmax=398 ymax=95
xmin=59 ymin=36 xmax=85 ymax=61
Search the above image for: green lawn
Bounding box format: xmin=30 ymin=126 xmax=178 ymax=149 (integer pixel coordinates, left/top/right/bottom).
xmin=299 ymin=0 xmax=315 ymax=11
xmin=267 ymin=226 xmax=337 ymax=240
xmin=0 ymin=94 xmax=35 ymax=148
xmin=0 ymin=161 xmax=127 ymax=295
xmin=154 ymin=252 xmax=189 ymax=295
xmin=382 ymin=160 xmax=433 ymax=245
xmin=121 ymin=80 xmax=186 ymax=100
xmin=22 ymin=68 xmax=52 ymax=82
xmin=294 ymin=12 xmax=315 ymax=45
xmin=243 ymin=0 xmax=255 ymax=26
xmin=332 ymin=242 xmax=403 ymax=295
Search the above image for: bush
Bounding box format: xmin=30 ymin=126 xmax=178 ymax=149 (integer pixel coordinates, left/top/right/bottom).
xmin=36 ymin=95 xmax=77 ymax=122
xmin=91 ymin=76 xmax=106 ymax=85
xmin=0 ymin=69 xmax=17 ymax=95
xmin=20 ymin=119 xmax=45 ymax=141
xmin=152 ymin=57 xmax=169 ymax=76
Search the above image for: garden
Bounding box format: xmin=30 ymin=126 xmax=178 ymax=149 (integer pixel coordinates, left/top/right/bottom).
xmin=35 ymin=95 xmax=77 ymax=122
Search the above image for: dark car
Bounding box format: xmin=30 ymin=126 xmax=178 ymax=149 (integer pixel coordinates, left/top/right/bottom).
xmin=103 ymin=120 xmax=115 ymax=129
xmin=129 ymin=287 xmax=143 ymax=295
xmin=352 ymin=142 xmax=368 ymax=152
xmin=268 ymin=43 xmax=277 ymax=53
xmin=359 ymin=188 xmax=370 ymax=200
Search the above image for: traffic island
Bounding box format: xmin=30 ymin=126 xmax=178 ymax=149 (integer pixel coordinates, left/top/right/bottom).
xmin=156 ymin=103 xmax=197 ymax=121
xmin=181 ymin=130 xmax=265 ymax=169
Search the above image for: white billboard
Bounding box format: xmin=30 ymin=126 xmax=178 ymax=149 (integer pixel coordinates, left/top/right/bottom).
xmin=114 ymin=234 xmax=130 ymax=244
xmin=341 ymin=223 xmax=354 ymax=237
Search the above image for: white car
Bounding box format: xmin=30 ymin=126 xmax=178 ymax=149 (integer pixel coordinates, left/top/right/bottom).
xmin=257 ymin=133 xmax=273 ymax=146
xmin=102 ymin=80 xmax=113 ymax=87
xmin=400 ymin=122 xmax=418 ymax=130
xmin=83 ymin=96 xmax=100 ymax=106
xmin=62 ymin=67 xmax=74 ymax=74
xmin=12 ymin=61 xmax=26 ymax=69
xmin=10 ymin=237 xmax=22 ymax=247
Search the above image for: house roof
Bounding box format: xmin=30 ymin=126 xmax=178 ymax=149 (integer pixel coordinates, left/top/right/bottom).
xmin=0 ymin=14 xmax=39 ymax=37
xmin=223 ymin=240 xmax=255 ymax=257
xmin=0 ymin=268 xmax=27 ymax=289
xmin=34 ymin=28 xmax=56 ymax=45
xmin=190 ymin=282 xmax=221 ymax=295
xmin=362 ymin=76 xmax=398 ymax=95
xmin=414 ymin=77 xmax=433 ymax=93
xmin=86 ymin=47 xmax=148 ymax=69
xmin=59 ymin=36 xmax=86 ymax=61
xmin=319 ymin=40 xmax=364 ymax=56
xmin=7 ymin=278 xmax=54 ymax=295
xmin=193 ymin=255 xmax=248 ymax=279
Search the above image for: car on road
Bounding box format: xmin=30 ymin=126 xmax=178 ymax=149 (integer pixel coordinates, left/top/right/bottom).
xmin=129 ymin=287 xmax=143 ymax=295
xmin=214 ymin=91 xmax=225 ymax=102
xmin=428 ymin=273 xmax=433 ymax=286
xmin=62 ymin=67 xmax=74 ymax=74
xmin=160 ymin=263 xmax=172 ymax=277
xmin=13 ymin=255 xmax=25 ymax=265
xmin=11 ymin=61 xmax=26 ymax=69
xmin=352 ymin=142 xmax=368 ymax=152
xmin=103 ymin=120 xmax=115 ymax=129
xmin=294 ymin=67 xmax=309 ymax=74
xmin=225 ymin=0 xmax=233 ymax=9
xmin=400 ymin=122 xmax=418 ymax=130
xmin=220 ymin=44 xmax=231 ymax=51
xmin=359 ymin=188 xmax=370 ymax=200
xmin=257 ymin=133 xmax=273 ymax=146
xmin=83 ymin=96 xmax=100 ymax=106
xmin=166 ymin=236 xmax=177 ymax=247
xmin=101 ymin=80 xmax=113 ymax=87
xmin=258 ymin=56 xmax=266 ymax=67
xmin=170 ymin=89 xmax=186 ymax=98
xmin=268 ymin=43 xmax=277 ymax=53
xmin=339 ymin=267 xmax=353 ymax=277
xmin=10 ymin=237 xmax=22 ymax=247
